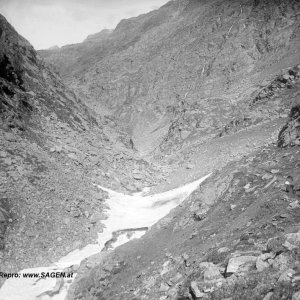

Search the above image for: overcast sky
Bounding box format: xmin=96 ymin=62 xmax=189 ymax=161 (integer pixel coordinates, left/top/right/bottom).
xmin=0 ymin=0 xmax=169 ymax=50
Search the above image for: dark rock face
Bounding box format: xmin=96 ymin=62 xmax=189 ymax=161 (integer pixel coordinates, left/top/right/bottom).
xmin=0 ymin=54 xmax=24 ymax=88
xmin=278 ymin=98 xmax=300 ymax=147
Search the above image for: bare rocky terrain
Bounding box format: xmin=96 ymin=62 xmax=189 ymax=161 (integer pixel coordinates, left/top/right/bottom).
xmin=1 ymin=0 xmax=300 ymax=299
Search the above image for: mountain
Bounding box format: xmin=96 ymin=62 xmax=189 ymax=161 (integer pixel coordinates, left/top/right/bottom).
xmin=1 ymin=0 xmax=300 ymax=299
xmin=40 ymin=0 xmax=300 ymax=155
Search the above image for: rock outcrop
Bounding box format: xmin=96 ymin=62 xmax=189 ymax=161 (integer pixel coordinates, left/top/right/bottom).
xmin=278 ymin=96 xmax=300 ymax=147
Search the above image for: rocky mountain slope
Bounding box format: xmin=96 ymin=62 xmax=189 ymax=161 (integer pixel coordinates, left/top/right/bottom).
xmin=0 ymin=13 xmax=163 ymax=280
xmin=40 ymin=0 xmax=300 ymax=155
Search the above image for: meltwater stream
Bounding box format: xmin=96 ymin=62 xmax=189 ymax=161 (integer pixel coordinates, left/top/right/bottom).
xmin=0 ymin=174 xmax=210 ymax=300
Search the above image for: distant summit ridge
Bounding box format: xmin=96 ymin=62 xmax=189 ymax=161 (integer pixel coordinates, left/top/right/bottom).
xmin=47 ymin=45 xmax=60 ymax=50
xmin=83 ymin=29 xmax=113 ymax=43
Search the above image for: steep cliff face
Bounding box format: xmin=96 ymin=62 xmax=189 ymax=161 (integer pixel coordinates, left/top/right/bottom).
xmin=40 ymin=0 xmax=300 ymax=154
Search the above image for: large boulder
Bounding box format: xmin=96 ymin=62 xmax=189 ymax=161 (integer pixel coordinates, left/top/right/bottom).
xmin=226 ymin=255 xmax=257 ymax=274
xmin=201 ymin=263 xmax=224 ymax=283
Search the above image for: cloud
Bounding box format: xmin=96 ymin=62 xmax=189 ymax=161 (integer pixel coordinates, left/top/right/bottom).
xmin=0 ymin=0 xmax=169 ymax=49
